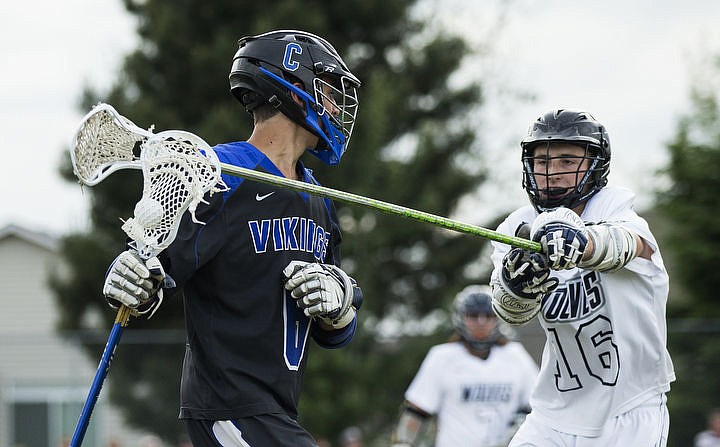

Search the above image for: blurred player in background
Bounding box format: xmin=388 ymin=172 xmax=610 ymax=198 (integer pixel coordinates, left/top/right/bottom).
xmin=695 ymin=408 xmax=720 ymax=447
xmin=391 ymin=285 xmax=538 ymax=447
xmin=101 ymin=30 xmax=363 ymax=447
xmin=490 ymin=109 xmax=675 ymax=446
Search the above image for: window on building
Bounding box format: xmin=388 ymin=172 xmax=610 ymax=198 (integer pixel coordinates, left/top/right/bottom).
xmin=8 ymin=385 xmax=96 ymax=447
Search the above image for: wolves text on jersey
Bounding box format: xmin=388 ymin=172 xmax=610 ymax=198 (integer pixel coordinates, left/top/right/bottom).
xmin=541 ymin=271 xmax=605 ymax=322
xmin=248 ymin=217 xmax=329 ymax=262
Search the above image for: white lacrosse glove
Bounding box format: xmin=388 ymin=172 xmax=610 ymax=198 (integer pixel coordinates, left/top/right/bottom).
xmin=103 ymin=250 xmax=167 ymax=318
xmin=491 ymin=248 xmax=559 ymax=324
xmin=283 ymin=261 xmax=358 ymax=330
xmin=530 ymin=207 xmax=589 ymax=270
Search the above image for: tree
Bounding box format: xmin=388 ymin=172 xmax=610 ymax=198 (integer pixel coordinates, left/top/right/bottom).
xmin=656 ymin=51 xmax=720 ymax=446
xmin=52 ymin=0 xmax=497 ymax=443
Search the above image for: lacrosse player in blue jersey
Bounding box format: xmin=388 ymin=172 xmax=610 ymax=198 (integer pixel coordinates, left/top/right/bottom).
xmin=490 ymin=109 xmax=675 ymax=446
xmin=101 ymin=30 xmax=362 ymax=447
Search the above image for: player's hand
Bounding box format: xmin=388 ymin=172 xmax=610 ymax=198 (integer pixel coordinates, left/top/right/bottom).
xmin=491 ymin=248 xmax=558 ymax=325
xmin=530 ymin=207 xmax=588 ymax=270
xmin=103 ymin=250 xmax=167 ymax=317
xmin=283 ymin=261 xmax=357 ymax=329
xmin=502 ymin=248 xmax=558 ymax=301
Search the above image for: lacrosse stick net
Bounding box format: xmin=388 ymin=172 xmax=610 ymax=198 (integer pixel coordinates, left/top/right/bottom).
xmin=122 ymin=130 xmax=227 ymax=259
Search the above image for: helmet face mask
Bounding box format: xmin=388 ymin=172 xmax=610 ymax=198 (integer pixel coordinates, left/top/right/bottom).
xmin=229 ymin=29 xmax=361 ymax=166
xmin=451 ymin=285 xmax=500 ymax=353
xmin=523 ymin=142 xmax=606 ymax=211
xmin=312 ymin=76 xmax=359 ymax=152
xmin=521 ymin=109 xmax=611 ymax=212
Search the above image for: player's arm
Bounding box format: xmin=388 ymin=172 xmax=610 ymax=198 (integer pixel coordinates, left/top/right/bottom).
xmin=585 ymin=227 xmax=652 ymax=260
xmin=391 ymin=401 xmax=432 ymax=447
xmin=637 ymin=235 xmax=654 ymax=259
xmin=530 ymin=207 xmax=645 ymax=272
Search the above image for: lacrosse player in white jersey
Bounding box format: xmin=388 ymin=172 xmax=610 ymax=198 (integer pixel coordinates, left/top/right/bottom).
xmin=391 ymin=285 xmax=539 ymax=447
xmin=490 ymin=109 xmax=675 ymax=446
xmin=695 ymin=408 xmax=720 ymax=447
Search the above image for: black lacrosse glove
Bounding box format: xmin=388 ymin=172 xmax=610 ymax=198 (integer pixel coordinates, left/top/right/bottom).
xmin=530 ymin=207 xmax=589 ymax=270
xmin=501 ymin=248 xmax=559 ymax=301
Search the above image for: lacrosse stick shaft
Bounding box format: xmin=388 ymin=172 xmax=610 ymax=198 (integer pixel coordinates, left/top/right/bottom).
xmin=72 ymin=103 xmax=538 ymax=251
xmin=70 ymin=306 xmax=132 ymax=447
xmin=219 ymin=163 xmax=541 ymax=252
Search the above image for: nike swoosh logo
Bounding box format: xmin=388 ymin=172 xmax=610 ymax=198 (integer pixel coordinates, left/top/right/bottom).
xmin=255 ymin=192 xmax=275 ymax=201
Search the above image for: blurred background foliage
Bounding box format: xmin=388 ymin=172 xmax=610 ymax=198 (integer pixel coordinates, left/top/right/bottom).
xmin=50 ymin=0 xmax=720 ymax=445
xmin=655 ymin=55 xmax=720 ymax=447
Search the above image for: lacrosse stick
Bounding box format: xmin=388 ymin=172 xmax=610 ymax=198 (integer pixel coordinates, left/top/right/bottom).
xmin=72 ymin=103 xmax=540 ymax=252
xmin=68 ymin=114 xmax=227 ymax=446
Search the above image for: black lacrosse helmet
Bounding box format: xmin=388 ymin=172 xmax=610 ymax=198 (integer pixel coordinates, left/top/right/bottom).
xmin=451 ymin=285 xmax=501 ymax=353
xmin=520 ymin=109 xmax=611 ymax=212
xmin=229 ymin=29 xmax=361 ymax=166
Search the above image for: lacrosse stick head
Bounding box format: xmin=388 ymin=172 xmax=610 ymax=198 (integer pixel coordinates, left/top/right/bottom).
xmin=70 ymin=103 xmax=227 ymax=259
xmin=71 ymin=103 xmax=153 ymax=186
xmin=121 ymin=130 xmax=228 ymax=259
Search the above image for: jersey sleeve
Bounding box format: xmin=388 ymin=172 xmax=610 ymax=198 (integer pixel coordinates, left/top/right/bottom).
xmin=311 ymin=316 xmax=356 ymax=349
xmin=404 ymin=347 xmax=444 ymax=414
xmin=613 ymin=209 xmax=666 ymax=277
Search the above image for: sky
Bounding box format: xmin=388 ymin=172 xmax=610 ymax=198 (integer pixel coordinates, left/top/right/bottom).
xmin=2 ymin=0 xmax=720 ymax=236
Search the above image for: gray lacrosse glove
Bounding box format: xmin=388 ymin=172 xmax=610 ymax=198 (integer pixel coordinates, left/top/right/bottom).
xmin=103 ymin=250 xmax=168 ymax=318
xmin=283 ymin=261 xmax=358 ymax=329
xmin=530 ymin=207 xmax=588 ymax=270
xmin=491 ymin=248 xmax=558 ymax=324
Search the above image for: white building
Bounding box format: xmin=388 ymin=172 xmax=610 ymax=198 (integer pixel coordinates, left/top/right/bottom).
xmin=0 ymin=224 xmax=154 ymax=447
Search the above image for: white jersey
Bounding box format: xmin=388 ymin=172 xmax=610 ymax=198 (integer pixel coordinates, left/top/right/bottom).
xmin=491 ymin=186 xmax=675 ymax=437
xmin=405 ymin=341 xmax=538 ymax=447
xmin=695 ymin=430 xmax=720 ymax=447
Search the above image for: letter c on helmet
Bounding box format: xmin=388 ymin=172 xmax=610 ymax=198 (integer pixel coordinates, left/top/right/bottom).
xmin=283 ymin=43 xmax=302 ymax=71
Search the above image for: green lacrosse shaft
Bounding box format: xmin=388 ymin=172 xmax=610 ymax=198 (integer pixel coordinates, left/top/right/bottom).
xmin=219 ymin=163 xmax=541 ymax=252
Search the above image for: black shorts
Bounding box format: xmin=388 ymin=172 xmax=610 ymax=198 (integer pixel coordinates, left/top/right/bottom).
xmin=185 ymin=414 xmax=319 ymax=447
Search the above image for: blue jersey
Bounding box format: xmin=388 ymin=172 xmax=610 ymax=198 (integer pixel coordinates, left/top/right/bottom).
xmin=161 ymin=141 xmax=356 ymax=420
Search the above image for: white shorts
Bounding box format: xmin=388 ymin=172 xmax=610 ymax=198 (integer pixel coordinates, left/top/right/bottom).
xmin=509 ymin=394 xmax=669 ymax=447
